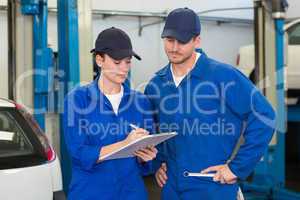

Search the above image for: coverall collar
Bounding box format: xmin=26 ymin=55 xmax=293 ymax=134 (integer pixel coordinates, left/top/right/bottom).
xmin=86 ymin=75 xmax=132 ymax=102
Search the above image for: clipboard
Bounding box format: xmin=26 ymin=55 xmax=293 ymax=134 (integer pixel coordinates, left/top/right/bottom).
xmin=99 ymin=132 xmax=177 ymax=161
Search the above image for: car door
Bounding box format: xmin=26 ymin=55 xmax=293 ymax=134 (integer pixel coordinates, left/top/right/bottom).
xmin=0 ymin=108 xmax=53 ymax=200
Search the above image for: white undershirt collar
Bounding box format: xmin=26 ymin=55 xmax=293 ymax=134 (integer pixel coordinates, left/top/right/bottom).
xmin=171 ymin=52 xmax=201 ymax=87
xmin=105 ymin=85 xmax=124 ymax=115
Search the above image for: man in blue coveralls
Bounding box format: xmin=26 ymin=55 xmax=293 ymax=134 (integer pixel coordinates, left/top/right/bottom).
xmin=144 ymin=8 xmax=276 ymax=199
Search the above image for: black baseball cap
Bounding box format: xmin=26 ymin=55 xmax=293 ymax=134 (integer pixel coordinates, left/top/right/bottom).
xmin=90 ymin=27 xmax=141 ymax=60
xmin=161 ymin=8 xmax=201 ymax=44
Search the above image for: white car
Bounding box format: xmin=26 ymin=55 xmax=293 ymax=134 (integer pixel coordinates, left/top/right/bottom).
xmin=0 ymin=98 xmax=65 ymax=200
xmin=237 ymin=18 xmax=300 ymax=104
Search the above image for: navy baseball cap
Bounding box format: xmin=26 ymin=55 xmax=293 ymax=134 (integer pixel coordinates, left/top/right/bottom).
xmin=90 ymin=27 xmax=141 ymax=60
xmin=161 ymin=8 xmax=201 ymax=43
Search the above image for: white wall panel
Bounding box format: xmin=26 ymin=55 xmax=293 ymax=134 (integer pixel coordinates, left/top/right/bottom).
xmin=0 ymin=12 xmax=8 ymax=98
xmin=0 ymin=0 xmax=7 ymax=6
xmin=91 ymin=0 xmax=253 ymax=19
xmin=286 ymin=0 xmax=300 ymax=19
xmin=5 ymin=0 xmax=300 ymax=19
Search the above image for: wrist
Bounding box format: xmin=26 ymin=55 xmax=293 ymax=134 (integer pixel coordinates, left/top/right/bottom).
xmin=226 ymin=164 xmax=237 ymax=178
xmin=137 ymin=156 xmax=144 ymax=163
xmin=122 ymin=138 xmax=129 ymax=146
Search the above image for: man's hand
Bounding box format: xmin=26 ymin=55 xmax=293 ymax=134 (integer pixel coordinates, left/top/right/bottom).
xmin=134 ymin=146 xmax=158 ymax=162
xmin=155 ymin=163 xmax=168 ymax=187
xmin=201 ymin=164 xmax=237 ymax=184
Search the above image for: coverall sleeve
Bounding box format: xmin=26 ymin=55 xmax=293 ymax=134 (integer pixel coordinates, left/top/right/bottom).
xmin=144 ymin=83 xmax=168 ymax=173
xmin=63 ymin=91 xmax=102 ymax=171
xmin=223 ymin=68 xmax=276 ymax=180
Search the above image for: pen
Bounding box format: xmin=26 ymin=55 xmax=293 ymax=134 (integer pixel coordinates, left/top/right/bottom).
xmin=130 ymin=123 xmax=139 ymax=130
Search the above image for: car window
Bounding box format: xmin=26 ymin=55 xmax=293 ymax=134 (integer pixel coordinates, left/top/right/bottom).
xmin=288 ymin=22 xmax=300 ymax=45
xmin=0 ymin=111 xmax=34 ymax=158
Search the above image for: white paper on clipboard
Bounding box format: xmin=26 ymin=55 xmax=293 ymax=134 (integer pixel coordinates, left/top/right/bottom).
xmin=99 ymin=132 xmax=177 ymax=161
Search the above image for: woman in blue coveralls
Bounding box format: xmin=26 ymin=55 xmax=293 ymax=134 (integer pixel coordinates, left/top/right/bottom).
xmin=63 ymin=27 xmax=157 ymax=200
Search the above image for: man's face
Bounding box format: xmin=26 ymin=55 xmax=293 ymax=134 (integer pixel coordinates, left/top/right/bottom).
xmin=96 ymin=54 xmax=132 ymax=84
xmin=163 ymin=36 xmax=200 ymax=64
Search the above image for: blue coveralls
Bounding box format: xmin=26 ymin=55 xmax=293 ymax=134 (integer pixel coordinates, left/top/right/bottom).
xmin=63 ymin=78 xmax=153 ymax=200
xmin=144 ymin=49 xmax=276 ymax=200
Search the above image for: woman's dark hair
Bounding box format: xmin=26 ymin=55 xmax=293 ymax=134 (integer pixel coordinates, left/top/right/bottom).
xmin=93 ymin=52 xmax=104 ymax=80
xmin=94 ymin=52 xmax=104 ymax=58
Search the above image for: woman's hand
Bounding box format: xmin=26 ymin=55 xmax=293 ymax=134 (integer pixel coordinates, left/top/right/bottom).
xmin=99 ymin=128 xmax=149 ymax=162
xmin=124 ymin=129 xmax=157 ymax=162
xmin=124 ymin=128 xmax=149 ymax=144
xmin=135 ymin=146 xmax=158 ymax=162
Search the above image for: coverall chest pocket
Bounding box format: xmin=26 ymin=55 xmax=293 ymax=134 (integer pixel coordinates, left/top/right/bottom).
xmin=84 ymin=113 xmax=117 ymax=146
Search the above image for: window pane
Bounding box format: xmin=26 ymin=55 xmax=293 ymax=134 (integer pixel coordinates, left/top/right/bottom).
xmin=288 ymin=23 xmax=300 ymax=45
xmin=0 ymin=111 xmax=34 ymax=157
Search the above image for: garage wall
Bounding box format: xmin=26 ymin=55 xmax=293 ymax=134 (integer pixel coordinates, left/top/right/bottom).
xmin=90 ymin=0 xmax=253 ymax=19
xmin=48 ymin=0 xmax=300 ymax=19
xmin=91 ymin=15 xmax=253 ymax=89
xmin=0 ymin=10 xmax=8 ymax=99
xmin=48 ymin=0 xmax=255 ymax=89
xmin=47 ymin=0 xmax=254 ymax=19
xmin=1 ymin=0 xmax=254 ymax=98
xmin=0 ymin=9 xmax=254 ymax=97
xmin=1 ymin=1 xmax=300 ymax=98
xmin=286 ymin=0 xmax=300 ymax=19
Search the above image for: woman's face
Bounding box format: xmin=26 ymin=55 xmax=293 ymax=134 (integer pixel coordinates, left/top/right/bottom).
xmin=96 ymin=54 xmax=132 ymax=84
